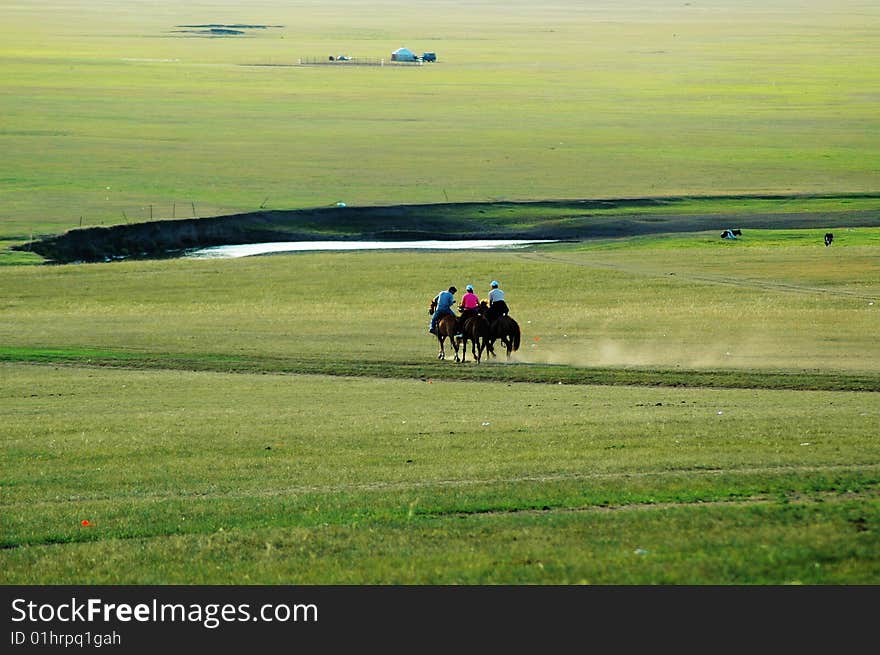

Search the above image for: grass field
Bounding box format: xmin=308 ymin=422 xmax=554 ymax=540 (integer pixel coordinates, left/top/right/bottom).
xmin=1 ymin=237 xmax=878 ymax=583
xmin=2 ymin=362 xmax=878 ymax=584
xmin=2 ymin=0 xmax=880 ymax=241
xmin=1 ymin=1 xmax=879 ymax=586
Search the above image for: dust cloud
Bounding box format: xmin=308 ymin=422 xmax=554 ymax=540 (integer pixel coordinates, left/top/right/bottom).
xmin=515 ymin=334 xmax=800 ymax=371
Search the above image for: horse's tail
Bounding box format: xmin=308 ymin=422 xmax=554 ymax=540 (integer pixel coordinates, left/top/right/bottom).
xmin=511 ymin=321 xmax=521 ymax=352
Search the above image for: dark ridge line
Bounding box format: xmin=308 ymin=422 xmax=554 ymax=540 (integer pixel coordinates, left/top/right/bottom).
xmin=175 ymin=24 xmax=282 ymax=29
xmin=2 ymin=349 xmax=879 ymax=392
xmin=13 ymin=192 xmax=880 ymax=264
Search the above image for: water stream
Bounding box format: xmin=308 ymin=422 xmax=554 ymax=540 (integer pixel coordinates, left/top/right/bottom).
xmin=186 ymin=239 xmax=555 ymax=259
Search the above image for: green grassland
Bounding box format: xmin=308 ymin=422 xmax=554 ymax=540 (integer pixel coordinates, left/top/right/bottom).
xmin=1 ymin=237 xmax=878 ymax=374
xmin=1 ymin=236 xmax=879 ymax=583
xmin=2 ymin=363 xmax=878 ymax=584
xmin=2 ymin=0 xmax=880 ymax=243
xmin=1 ymin=0 xmax=879 ymax=585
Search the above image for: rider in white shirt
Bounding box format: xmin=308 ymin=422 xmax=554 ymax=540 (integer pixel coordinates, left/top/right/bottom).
xmin=485 ymin=280 xmax=509 ymax=323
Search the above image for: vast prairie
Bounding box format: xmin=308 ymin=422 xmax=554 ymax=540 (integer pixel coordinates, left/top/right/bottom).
xmin=2 ymin=0 xmax=879 ymax=240
xmin=1 ymin=1 xmax=878 ymax=585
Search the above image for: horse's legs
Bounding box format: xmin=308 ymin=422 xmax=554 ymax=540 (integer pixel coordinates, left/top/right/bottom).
xmin=486 ymin=339 xmax=496 ymax=358
xmin=437 ymin=335 xmax=445 ymax=360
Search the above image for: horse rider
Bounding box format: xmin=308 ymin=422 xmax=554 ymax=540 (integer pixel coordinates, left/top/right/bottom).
xmin=456 ymin=284 xmax=480 ymax=336
xmin=429 ymin=286 xmax=457 ymax=334
xmin=484 ymin=280 xmax=509 ymax=324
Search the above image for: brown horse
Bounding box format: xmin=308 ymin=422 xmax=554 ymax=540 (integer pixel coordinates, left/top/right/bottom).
xmin=491 ymin=314 xmax=521 ymax=359
xmin=428 ymin=297 xmax=461 ymax=362
xmin=478 ymin=300 xmax=521 ymax=360
xmin=458 ymin=312 xmax=491 ymax=363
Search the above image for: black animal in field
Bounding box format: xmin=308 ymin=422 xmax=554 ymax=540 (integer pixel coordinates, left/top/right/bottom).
xmin=824 ymin=232 xmax=834 ymax=247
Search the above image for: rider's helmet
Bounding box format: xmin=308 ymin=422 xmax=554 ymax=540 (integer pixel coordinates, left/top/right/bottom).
xmin=466 ymin=284 xmax=474 ymax=292
xmin=490 ymin=280 xmax=499 ymax=288
xmin=449 ymin=286 xmax=457 ymax=294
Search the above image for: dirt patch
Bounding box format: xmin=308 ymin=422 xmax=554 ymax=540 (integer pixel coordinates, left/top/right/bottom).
xmin=171 ymin=24 xmax=283 ymax=37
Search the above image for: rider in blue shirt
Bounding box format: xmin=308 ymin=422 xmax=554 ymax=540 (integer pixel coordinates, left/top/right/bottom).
xmin=429 ymin=286 xmax=457 ymax=334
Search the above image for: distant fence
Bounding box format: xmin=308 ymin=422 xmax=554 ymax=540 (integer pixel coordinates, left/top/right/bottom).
xmin=297 ymin=56 xmax=423 ymax=67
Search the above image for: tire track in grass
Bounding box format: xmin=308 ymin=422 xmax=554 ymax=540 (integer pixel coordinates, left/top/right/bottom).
xmin=516 ymin=251 xmax=879 ymax=302
xmin=3 ymin=484 xmax=877 ymax=551
xmin=3 ymin=462 xmax=878 ymax=509
xmin=434 ymin=488 xmax=880 ymax=519
xmin=3 ymin=463 xmax=876 ymax=550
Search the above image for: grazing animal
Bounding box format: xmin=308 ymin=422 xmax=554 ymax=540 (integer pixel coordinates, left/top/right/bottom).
xmin=428 ymin=297 xmax=461 ymax=362
xmin=458 ymin=312 xmax=491 ymax=363
xmin=478 ymin=300 xmax=521 ymax=360
xmin=824 ymin=232 xmax=834 ymax=247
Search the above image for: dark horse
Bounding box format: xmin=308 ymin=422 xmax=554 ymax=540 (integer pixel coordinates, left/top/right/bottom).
xmin=458 ymin=312 xmax=491 ymax=363
xmin=428 ymin=297 xmax=461 ymax=362
xmin=478 ymin=301 xmax=521 ymax=359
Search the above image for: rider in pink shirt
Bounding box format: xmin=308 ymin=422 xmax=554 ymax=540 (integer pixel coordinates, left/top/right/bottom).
xmin=456 ymin=284 xmax=481 ymax=335
xmin=460 ymin=285 xmax=480 ymax=312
